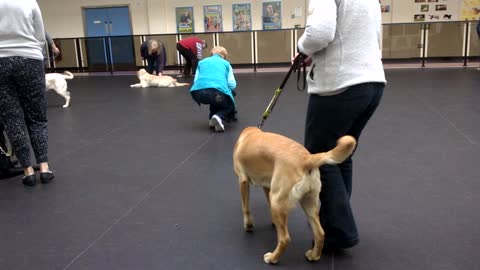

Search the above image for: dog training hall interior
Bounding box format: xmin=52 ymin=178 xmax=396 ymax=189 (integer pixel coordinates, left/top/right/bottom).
xmin=1 ymin=1 xmax=479 ymax=270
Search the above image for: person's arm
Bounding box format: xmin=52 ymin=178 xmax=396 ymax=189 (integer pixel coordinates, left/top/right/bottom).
xmin=154 ymin=45 xmax=167 ymax=75
xmin=45 ymin=32 xmax=60 ymax=56
xmin=140 ymin=41 xmax=147 ymax=59
xmin=477 ymin=20 xmax=480 ymax=38
xmin=51 ymin=41 xmax=60 ymax=56
xmin=45 ymin=32 xmax=53 ymax=46
xmin=297 ymin=0 xmax=337 ymax=56
xmin=227 ymin=64 xmax=237 ymax=91
xmin=155 ymin=55 xmax=162 ymax=75
xmin=195 ymin=41 xmax=203 ymax=59
xmin=162 ymin=45 xmax=167 ymax=67
xmin=33 ymin=3 xmax=46 ymax=52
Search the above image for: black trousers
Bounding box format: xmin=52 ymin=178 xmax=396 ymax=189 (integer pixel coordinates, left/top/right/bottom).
xmin=0 ymin=57 xmax=48 ymax=168
xmin=146 ymin=57 xmax=158 ymax=75
xmin=191 ymin=89 xmax=234 ymax=120
xmin=304 ymin=82 xmax=384 ymax=249
xmin=176 ymin=43 xmax=199 ymax=76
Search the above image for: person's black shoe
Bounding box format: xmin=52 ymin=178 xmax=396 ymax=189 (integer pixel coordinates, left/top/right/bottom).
xmin=225 ymin=110 xmax=238 ymax=123
xmin=22 ymin=174 xmax=37 ymax=186
xmin=312 ymin=237 xmax=359 ymax=254
xmin=225 ymin=116 xmax=238 ymax=123
xmin=40 ymin=171 xmax=55 ymax=184
xmin=321 ymin=243 xmax=342 ymax=254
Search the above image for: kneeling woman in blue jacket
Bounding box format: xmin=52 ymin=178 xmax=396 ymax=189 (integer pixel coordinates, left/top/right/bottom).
xmin=190 ymin=46 xmax=237 ymax=132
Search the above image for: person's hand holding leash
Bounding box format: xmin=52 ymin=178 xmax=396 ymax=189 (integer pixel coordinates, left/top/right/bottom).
xmin=292 ymin=53 xmax=312 ymax=67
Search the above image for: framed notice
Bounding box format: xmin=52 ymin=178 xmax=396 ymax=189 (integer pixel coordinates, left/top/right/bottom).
xmin=176 ymin=7 xmax=194 ymax=33
xmin=232 ymin=3 xmax=252 ymax=31
xmin=203 ymin=5 xmax=223 ymax=32
xmin=435 ymin=4 xmax=447 ymax=11
xmin=414 ymin=14 xmax=426 ymax=21
xmin=262 ymin=1 xmax=282 ymax=30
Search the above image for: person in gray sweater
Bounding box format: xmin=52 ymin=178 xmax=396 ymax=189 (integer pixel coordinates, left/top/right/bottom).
xmin=0 ymin=0 xmax=54 ymax=186
xmin=297 ymin=0 xmax=387 ymax=252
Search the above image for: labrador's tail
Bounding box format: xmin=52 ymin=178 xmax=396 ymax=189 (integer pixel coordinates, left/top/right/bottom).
xmin=306 ymin=136 xmax=356 ymax=170
xmin=63 ymin=71 xmax=74 ymax=80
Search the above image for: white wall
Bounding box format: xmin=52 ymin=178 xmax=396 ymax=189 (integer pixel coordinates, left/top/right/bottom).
xmin=38 ymin=0 xmax=306 ymax=38
xmin=38 ymin=0 xmax=150 ymax=38
xmin=38 ymin=0 xmax=479 ymax=38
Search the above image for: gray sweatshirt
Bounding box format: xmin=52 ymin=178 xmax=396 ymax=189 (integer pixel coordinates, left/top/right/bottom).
xmin=298 ymin=0 xmax=386 ymax=95
xmin=0 ymin=0 xmax=46 ymax=60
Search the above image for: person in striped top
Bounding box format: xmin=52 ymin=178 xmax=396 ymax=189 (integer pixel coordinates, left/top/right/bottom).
xmin=176 ymin=37 xmax=207 ymax=78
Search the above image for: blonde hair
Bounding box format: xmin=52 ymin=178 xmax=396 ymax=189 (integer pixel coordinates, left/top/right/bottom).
xmin=210 ymin=46 xmax=228 ymax=59
xmin=148 ymin=39 xmax=161 ymax=55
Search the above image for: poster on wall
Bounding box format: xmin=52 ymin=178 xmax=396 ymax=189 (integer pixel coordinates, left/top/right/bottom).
xmin=262 ymin=0 xmax=282 ymax=30
xmin=203 ymin=5 xmax=223 ymax=32
xmin=381 ymin=0 xmax=393 ymax=23
xmin=460 ymin=0 xmax=480 ymax=20
xmin=176 ymin=7 xmax=194 ymax=33
xmin=232 ymin=3 xmax=252 ymax=31
xmin=435 ymin=4 xmax=447 ymax=11
xmin=414 ymin=14 xmax=426 ymax=21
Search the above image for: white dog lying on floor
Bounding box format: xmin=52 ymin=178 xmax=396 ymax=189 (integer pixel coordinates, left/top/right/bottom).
xmin=45 ymin=71 xmax=73 ymax=108
xmin=130 ymin=69 xmax=190 ymax=88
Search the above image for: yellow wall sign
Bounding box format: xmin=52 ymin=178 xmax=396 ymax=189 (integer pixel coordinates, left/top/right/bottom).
xmin=460 ymin=0 xmax=480 ymax=20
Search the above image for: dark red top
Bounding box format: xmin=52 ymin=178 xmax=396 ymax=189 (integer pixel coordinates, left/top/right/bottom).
xmin=178 ymin=37 xmax=202 ymax=53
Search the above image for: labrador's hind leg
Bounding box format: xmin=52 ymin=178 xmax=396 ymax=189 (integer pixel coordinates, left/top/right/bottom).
xmin=300 ymin=192 xmax=324 ymax=262
xmin=264 ymin=198 xmax=290 ymax=264
xmin=238 ymin=175 xmax=254 ymax=232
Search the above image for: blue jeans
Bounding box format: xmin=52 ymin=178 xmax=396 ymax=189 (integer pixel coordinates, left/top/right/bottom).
xmin=304 ymin=82 xmax=384 ymax=249
xmin=190 ymin=88 xmax=235 ymax=120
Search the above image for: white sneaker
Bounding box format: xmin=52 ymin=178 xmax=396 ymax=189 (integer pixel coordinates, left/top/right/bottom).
xmin=211 ymin=115 xmax=225 ymax=132
xmin=208 ymin=119 xmax=215 ymax=128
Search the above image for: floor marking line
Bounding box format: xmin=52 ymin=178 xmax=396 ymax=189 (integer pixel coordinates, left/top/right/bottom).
xmin=62 ymin=134 xmax=214 ymax=270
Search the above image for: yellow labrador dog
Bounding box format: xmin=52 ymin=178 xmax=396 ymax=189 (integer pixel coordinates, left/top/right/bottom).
xmin=45 ymin=71 xmax=73 ymax=108
xmin=233 ymin=127 xmax=356 ymax=264
xmin=130 ymin=69 xmax=190 ymax=88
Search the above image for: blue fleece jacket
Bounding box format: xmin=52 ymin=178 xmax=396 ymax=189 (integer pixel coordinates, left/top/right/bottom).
xmin=190 ymin=54 xmax=237 ymax=106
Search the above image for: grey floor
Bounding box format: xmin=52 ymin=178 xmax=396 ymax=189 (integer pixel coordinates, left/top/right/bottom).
xmin=0 ymin=68 xmax=479 ymax=270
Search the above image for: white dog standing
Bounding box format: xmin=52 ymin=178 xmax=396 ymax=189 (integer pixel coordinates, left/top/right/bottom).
xmin=130 ymin=69 xmax=189 ymax=88
xmin=45 ymin=71 xmax=73 ymax=108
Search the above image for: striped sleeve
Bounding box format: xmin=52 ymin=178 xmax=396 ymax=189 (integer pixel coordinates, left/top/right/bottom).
xmin=195 ymin=42 xmax=203 ymax=59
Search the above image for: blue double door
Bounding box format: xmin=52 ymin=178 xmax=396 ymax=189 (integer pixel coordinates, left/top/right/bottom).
xmin=84 ymin=6 xmax=136 ymax=71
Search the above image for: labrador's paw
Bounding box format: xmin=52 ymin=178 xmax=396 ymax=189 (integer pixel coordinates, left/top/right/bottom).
xmin=264 ymin=252 xmax=278 ymax=264
xmin=244 ymin=223 xmax=254 ymax=232
xmin=305 ymin=249 xmax=321 ymax=262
